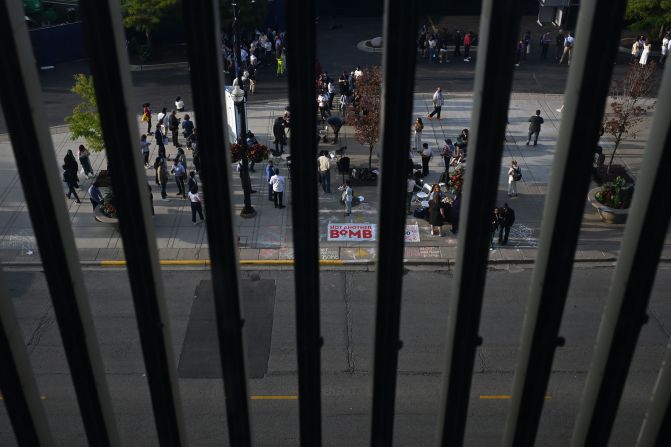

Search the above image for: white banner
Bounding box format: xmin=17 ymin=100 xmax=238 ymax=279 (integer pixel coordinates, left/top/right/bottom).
xmin=327 ymin=223 xmax=376 ymax=241
xmin=404 ymin=224 xmax=420 ymax=242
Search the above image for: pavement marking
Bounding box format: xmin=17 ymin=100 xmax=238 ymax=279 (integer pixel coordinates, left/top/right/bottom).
xmin=479 ymin=395 xmax=552 ymax=400
xmin=250 ymin=395 xmax=298 ymax=400
xmin=99 ymin=259 xmax=349 ymax=266
xmin=0 ymin=395 xmax=46 ymax=400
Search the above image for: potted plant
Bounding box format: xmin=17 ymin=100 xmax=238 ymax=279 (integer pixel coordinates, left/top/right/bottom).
xmin=587 ymin=176 xmax=634 ymax=224
xmin=95 ymin=191 xmax=119 ymax=223
xmin=448 ymin=166 xmax=464 ymax=195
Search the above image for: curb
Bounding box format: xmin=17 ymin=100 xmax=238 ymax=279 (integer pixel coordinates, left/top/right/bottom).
xmin=129 ymin=62 xmax=189 ymax=72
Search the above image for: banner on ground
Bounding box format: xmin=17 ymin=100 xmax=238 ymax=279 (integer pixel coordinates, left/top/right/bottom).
xmin=328 ymin=223 xmax=376 ymax=241
xmin=404 ymin=224 xmax=420 ymax=242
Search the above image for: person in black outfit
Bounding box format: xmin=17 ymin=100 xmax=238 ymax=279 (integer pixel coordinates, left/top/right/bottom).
xmin=272 ymin=117 xmax=287 ymax=155
xmin=188 ymin=171 xmax=199 ymax=194
xmin=498 ymin=203 xmax=515 ymax=245
xmin=428 ymin=195 xmax=445 ymax=236
xmin=155 ymin=124 xmax=166 ymax=159
xmin=63 ymin=151 xmax=81 ymax=203
xmin=169 ymin=110 xmax=181 ymax=147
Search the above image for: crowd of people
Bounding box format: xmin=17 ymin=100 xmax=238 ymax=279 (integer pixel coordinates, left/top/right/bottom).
xmin=417 ymin=25 xmax=476 ymax=63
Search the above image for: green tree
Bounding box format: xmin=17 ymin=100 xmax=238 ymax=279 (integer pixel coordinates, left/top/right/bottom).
xmin=121 ymin=0 xmax=176 ymax=50
xmin=626 ymin=0 xmax=671 ymax=38
xmin=347 ymin=66 xmax=382 ymax=169
xmin=65 ymin=74 xmax=105 ymax=152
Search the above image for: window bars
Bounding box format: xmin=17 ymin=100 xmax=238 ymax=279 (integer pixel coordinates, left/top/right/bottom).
xmin=0 ymin=0 xmax=670 ymax=446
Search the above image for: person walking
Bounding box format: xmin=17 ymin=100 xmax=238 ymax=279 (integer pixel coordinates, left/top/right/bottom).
xmin=555 ymin=30 xmax=565 ymax=61
xmin=63 ymin=158 xmax=81 ymax=203
xmin=490 ymin=208 xmax=500 ymax=250
xmin=428 ymin=195 xmax=445 ymax=236
xmin=453 ymin=29 xmax=462 ymax=57
xmin=413 ymin=117 xmax=424 ymax=151
xmin=188 ymin=190 xmax=205 ymax=224
xmin=171 ymin=158 xmax=186 ymax=198
xmin=157 ymin=107 xmax=167 ymax=136
xmin=88 ymin=181 xmax=103 ymax=211
xmin=142 ymin=102 xmax=153 ymax=135
xmin=158 ymin=158 xmax=169 ymax=200
xmin=526 ymin=109 xmax=544 ymax=146
xmin=661 ymin=32 xmax=670 ymax=65
xmin=169 ymin=110 xmax=181 ymax=148
xmin=269 ymin=168 xmax=286 ymax=208
xmin=421 ymin=143 xmax=432 ymax=177
xmin=317 ymin=91 xmax=329 ymax=124
xmin=326 ymin=115 xmax=343 ymax=144
xmin=428 ymin=87 xmax=444 ymax=120
xmin=265 ymin=159 xmax=275 ymax=200
xmin=540 ymin=31 xmax=551 ymax=59
xmin=559 ymin=32 xmax=575 ymax=65
xmin=78 ymin=144 xmax=94 ymax=178
xmin=140 ymin=134 xmax=151 ymax=167
xmin=406 ymin=176 xmax=416 ymax=215
xmin=522 ymin=30 xmax=531 ymax=60
xmin=508 ymin=160 xmax=521 ymax=197
xmin=498 ymin=203 xmax=515 ymax=245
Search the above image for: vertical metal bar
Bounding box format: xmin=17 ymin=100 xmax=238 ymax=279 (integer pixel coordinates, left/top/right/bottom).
xmin=370 ymin=1 xmax=418 ymax=445
xmin=502 ymin=1 xmax=628 ymax=446
xmin=284 ymin=1 xmax=322 ymax=445
xmin=436 ymin=0 xmax=521 ymax=445
xmin=0 ymin=266 xmax=54 ymax=446
xmin=77 ymin=1 xmax=187 ymax=445
xmin=181 ymin=1 xmax=252 ymax=445
xmin=570 ymin=48 xmax=671 ymax=447
xmin=637 ymin=340 xmax=671 ymax=447
xmin=0 ymin=2 xmax=120 ymax=445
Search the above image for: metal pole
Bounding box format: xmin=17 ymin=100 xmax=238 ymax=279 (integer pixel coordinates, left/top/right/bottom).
xmin=232 ymin=2 xmax=255 ymax=217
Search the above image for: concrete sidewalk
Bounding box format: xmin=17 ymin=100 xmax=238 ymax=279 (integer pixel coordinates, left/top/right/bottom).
xmin=0 ymin=93 xmax=668 ymax=266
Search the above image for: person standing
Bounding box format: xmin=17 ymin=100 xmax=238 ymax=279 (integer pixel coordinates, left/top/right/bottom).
xmin=515 ymin=39 xmax=525 ymax=67
xmin=155 ymin=124 xmax=166 ymax=159
xmin=559 ymin=32 xmax=575 ymax=65
xmin=413 ymin=117 xmax=424 ymax=151
xmin=63 ymin=160 xmax=81 ymax=203
xmin=88 ymin=181 xmax=103 ymax=211
xmin=187 ymin=171 xmax=199 ymax=194
xmin=498 ymin=203 xmax=515 ymax=245
xmin=441 ymin=139 xmax=455 ymax=171
xmin=428 ymin=195 xmax=445 ymax=236
xmin=169 ymin=110 xmax=181 ymax=148
xmin=317 ymin=151 xmax=331 ymax=193
xmin=181 ymin=114 xmax=194 ymax=143
xmin=142 ymin=102 xmax=153 ymax=135
xmin=188 ymin=190 xmax=205 ymax=224
xmin=508 ymin=160 xmax=521 ymax=197
xmin=317 ymin=91 xmax=329 ymax=124
xmin=421 ymin=143 xmax=432 ymax=177
xmin=272 ymin=117 xmax=287 ymax=155
xmin=157 ymin=107 xmax=167 ymax=136
xmin=171 ymin=158 xmax=186 ymax=198
xmin=342 ymin=179 xmax=353 ymax=216
xmin=527 ymin=109 xmax=544 ymax=146
xmin=661 ymin=32 xmax=670 ymax=65
xmin=175 ymin=96 xmax=185 ymax=112
xmin=428 ymin=87 xmax=444 ymax=120
xmin=140 ymin=134 xmax=151 ymax=167
xmin=158 ymin=158 xmax=169 ymax=200
xmin=453 ymin=29 xmax=462 ymax=57
xmin=463 ymin=31 xmax=473 ymax=62
xmin=540 ymin=31 xmax=551 ymax=59
xmin=269 ymin=168 xmax=286 ymax=208
xmin=265 ymin=159 xmax=275 ymax=200
xmin=639 ymin=40 xmax=651 ymax=66
xmin=78 ymin=144 xmax=94 ymax=178
xmin=555 ymin=30 xmax=565 ymax=61
xmin=406 ymin=176 xmax=416 ymax=215
xmin=428 ymin=35 xmax=437 ymax=63
xmin=522 ymin=30 xmax=531 ymax=60
xmin=490 ymin=208 xmax=500 ymax=250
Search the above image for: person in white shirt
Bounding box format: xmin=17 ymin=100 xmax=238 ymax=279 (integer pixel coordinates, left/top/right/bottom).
xmin=175 ymin=96 xmax=184 ymax=112
xmin=317 ymin=93 xmax=329 ymax=123
xmin=428 ymin=87 xmax=444 ymax=120
xmin=428 ymin=36 xmax=437 ymax=63
xmin=354 ymin=67 xmax=363 ymax=78
xmin=269 ymin=168 xmax=286 ymax=208
xmin=317 ymin=151 xmax=331 ymax=193
xmin=639 ymin=40 xmax=651 ymax=66
xmin=406 ymin=177 xmax=417 ymax=214
xmin=508 ymin=160 xmax=521 ymax=197
xmin=559 ymin=32 xmax=575 ymax=65
xmin=157 ymin=107 xmax=167 ymax=136
xmin=662 ymin=32 xmax=670 ymax=65
xmin=187 ymin=190 xmax=204 ymax=224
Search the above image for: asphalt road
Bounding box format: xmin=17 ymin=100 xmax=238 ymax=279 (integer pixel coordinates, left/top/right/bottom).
xmin=0 ymin=17 xmax=640 ymax=135
xmin=1 ymin=265 xmax=670 ymax=446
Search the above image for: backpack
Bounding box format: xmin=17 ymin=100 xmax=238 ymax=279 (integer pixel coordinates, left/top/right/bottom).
xmin=513 ymin=167 xmax=522 ymax=181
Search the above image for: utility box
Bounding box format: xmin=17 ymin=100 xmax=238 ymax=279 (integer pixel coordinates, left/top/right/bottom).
xmin=223 ymin=86 xmax=248 ymax=144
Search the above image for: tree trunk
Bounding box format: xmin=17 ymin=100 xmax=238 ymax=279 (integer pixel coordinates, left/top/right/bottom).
xmin=607 ymin=136 xmax=621 ymax=174
xmin=369 ymin=145 xmax=373 ymax=169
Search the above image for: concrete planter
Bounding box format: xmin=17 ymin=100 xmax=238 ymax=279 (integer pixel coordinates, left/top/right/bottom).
xmin=587 ymin=187 xmax=629 ymax=224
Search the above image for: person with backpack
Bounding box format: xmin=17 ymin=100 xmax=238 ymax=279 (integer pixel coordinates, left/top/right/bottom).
xmin=508 ymin=160 xmax=521 ymax=197
xmin=498 ymin=203 xmax=516 ymax=245
xmin=441 ymin=139 xmax=455 ymax=171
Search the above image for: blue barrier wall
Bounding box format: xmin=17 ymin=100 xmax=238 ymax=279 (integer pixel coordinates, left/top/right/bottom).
xmin=29 ymin=22 xmax=87 ymax=67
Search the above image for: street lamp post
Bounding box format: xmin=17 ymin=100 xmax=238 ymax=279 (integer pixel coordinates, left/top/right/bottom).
xmin=231 ymin=2 xmax=256 ymax=217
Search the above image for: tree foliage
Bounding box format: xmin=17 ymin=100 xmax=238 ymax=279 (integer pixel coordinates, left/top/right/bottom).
xmin=602 ymin=62 xmax=657 ymax=172
xmin=348 ymin=66 xmax=382 ymax=169
xmin=625 ymin=0 xmax=671 ymax=37
xmin=121 ymin=0 xmax=176 ymax=49
xmin=65 ymin=74 xmax=105 ymax=152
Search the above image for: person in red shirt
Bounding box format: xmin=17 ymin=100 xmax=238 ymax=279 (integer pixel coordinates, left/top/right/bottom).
xmin=142 ymin=102 xmax=153 ymax=135
xmin=463 ymin=31 xmax=473 ymax=62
